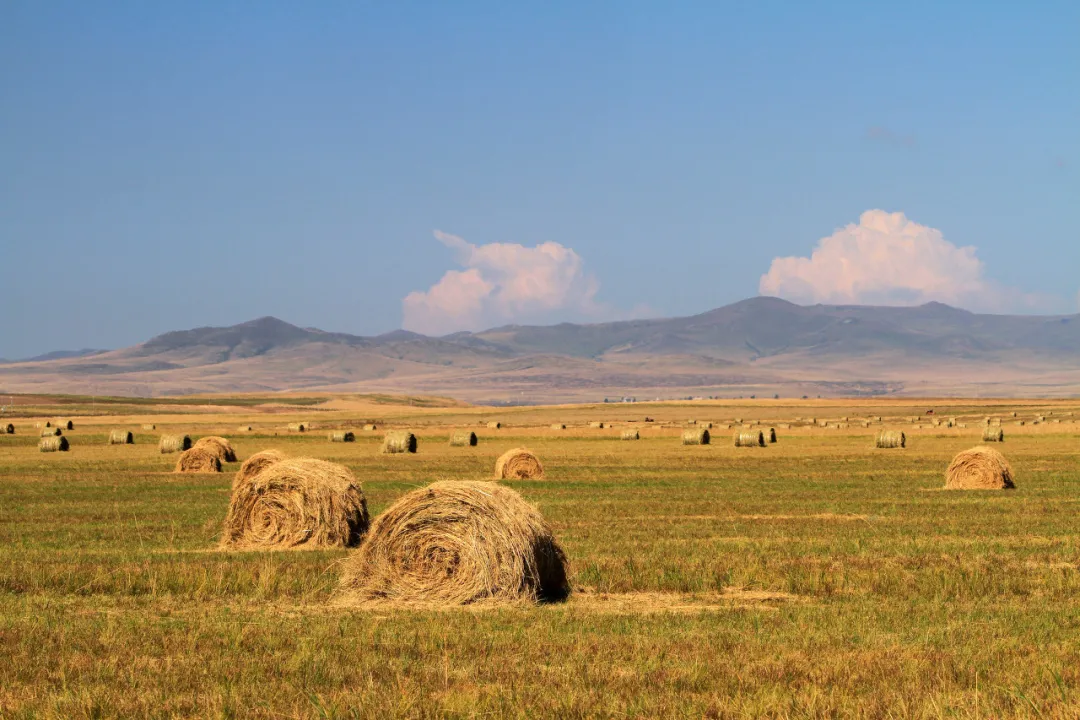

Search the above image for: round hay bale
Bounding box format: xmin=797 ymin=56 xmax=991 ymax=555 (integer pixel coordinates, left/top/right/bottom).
xmin=449 ymin=430 xmax=478 ymax=447
xmin=175 ymin=447 xmax=222 ymax=473
xmin=234 ymin=449 xmax=287 ymax=489
xmin=40 ymin=427 xmax=62 ymax=437
xmin=237 ymin=425 xmax=253 ymax=432
xmin=588 ymin=421 xmax=605 ymax=429
xmin=329 ymin=431 xmax=356 ymax=443
xmin=44 ymin=421 xmax=52 ymax=428
xmin=287 ymin=422 xmax=307 ymax=432
xmin=620 ymin=429 xmax=640 ymax=440
xmin=982 ymin=427 xmax=1005 ymax=443
xmin=549 ymin=423 xmax=566 ymax=430
xmin=4 ymin=423 xmax=13 ymax=434
xmin=59 ymin=420 xmax=74 ymax=430
xmin=142 ymin=424 xmax=156 ymax=431
xmin=337 ymin=480 xmax=568 ymax=605
xmin=363 ymin=424 xmax=378 ymax=431
xmin=682 ymin=428 xmax=710 ymax=445
xmin=193 ymin=436 xmax=236 ymax=463
xmin=107 ymin=430 xmax=134 ymax=445
xmin=734 ymin=431 xmax=765 ymax=447
xmin=159 ymin=434 xmax=192 ymax=454
xmin=944 ymin=446 xmax=1015 ymax=490
xmin=222 ymin=458 xmax=369 ymax=550
xmin=875 ymin=430 xmax=906 ymax=449
xmin=381 ymin=431 xmax=417 ymax=454
xmin=39 ymin=436 xmax=69 ymax=452
xmin=495 ymin=448 xmax=544 ymax=479
xmin=768 ymin=427 xmax=777 ymax=443
xmin=487 ymin=421 xmax=502 ymax=430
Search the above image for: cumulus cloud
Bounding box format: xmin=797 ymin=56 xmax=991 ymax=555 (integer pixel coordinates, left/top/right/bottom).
xmin=759 ymin=210 xmax=1050 ymax=313
xmin=402 ymin=231 xmax=606 ymax=335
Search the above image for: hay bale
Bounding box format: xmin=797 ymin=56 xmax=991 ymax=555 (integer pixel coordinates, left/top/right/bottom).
xmin=174 ymin=447 xmax=222 ymax=473
xmin=1016 ymin=420 xmax=1026 ymax=426
xmin=222 ymin=458 xmax=368 ymax=550
xmin=777 ymin=423 xmax=790 ymax=430
xmin=237 ymin=425 xmax=253 ymax=432
xmin=193 ymin=436 xmax=237 ymax=463
xmin=982 ymin=427 xmax=1005 ymax=443
xmin=363 ymin=424 xmax=378 ymax=431
xmin=40 ymin=427 xmax=62 ymax=437
xmin=39 ymin=436 xmax=69 ymax=452
xmin=287 ymin=422 xmax=307 ymax=432
xmin=142 ymin=423 xmax=156 ymax=431
xmin=234 ymin=449 xmax=287 ymax=489
xmin=944 ymin=446 xmax=1015 ymax=490
xmin=381 ymin=431 xmax=417 ymax=454
xmin=58 ymin=420 xmax=74 ymax=430
xmin=329 ymin=431 xmax=356 ymax=443
xmin=682 ymin=428 xmax=710 ymax=445
xmin=990 ymin=418 xmax=1001 ymax=427
xmin=495 ymin=448 xmax=544 ymax=479
xmin=734 ymin=431 xmax=765 ymax=447
xmin=768 ymin=427 xmax=777 ymax=443
xmin=875 ymin=430 xmax=906 ymax=449
xmin=4 ymin=423 xmax=13 ymax=434
xmin=620 ymin=429 xmax=640 ymax=440
xmin=107 ymin=430 xmax=133 ymax=445
xmin=337 ymin=480 xmax=568 ymax=605
xmin=44 ymin=421 xmax=52 ymax=428
xmin=159 ymin=434 xmax=192 ymax=454
xmin=487 ymin=421 xmax=502 ymax=430
xmin=733 ymin=418 xmax=743 ymax=424
xmin=588 ymin=421 xmax=605 ymax=429
xmin=549 ymin=423 xmax=566 ymax=430
xmin=448 ymin=430 xmax=478 ymax=447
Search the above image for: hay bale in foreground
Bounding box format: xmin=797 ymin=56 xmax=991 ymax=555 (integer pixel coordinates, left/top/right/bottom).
xmin=620 ymin=429 xmax=640 ymax=440
xmin=381 ymin=431 xmax=417 ymax=454
xmin=193 ymin=436 xmax=237 ymax=463
xmin=487 ymin=421 xmax=502 ymax=430
xmin=449 ymin=430 xmax=478 ymax=447
xmin=495 ymin=448 xmax=544 ymax=479
xmin=234 ymin=449 xmax=287 ymax=489
xmin=682 ymin=428 xmax=710 ymax=445
xmin=222 ymin=458 xmax=368 ymax=550
xmin=287 ymin=422 xmax=307 ymax=432
xmin=41 ymin=427 xmax=62 ymax=437
xmin=337 ymin=480 xmax=568 ymax=605
xmin=768 ymin=427 xmax=777 ymax=443
xmin=175 ymin=448 xmax=222 ymax=473
xmin=875 ymin=431 xmax=906 ymax=449
xmin=108 ymin=430 xmax=134 ymax=445
xmin=329 ymin=431 xmax=356 ymax=443
xmin=945 ymin=446 xmax=1015 ymax=490
xmin=159 ymin=434 xmax=192 ymax=454
xmin=588 ymin=421 xmax=605 ymax=429
xmin=982 ymin=427 xmax=1005 ymax=443
xmin=4 ymin=423 xmax=13 ymax=434
xmin=142 ymin=424 xmax=156 ymax=431
xmin=549 ymin=423 xmax=565 ymax=430
xmin=734 ymin=431 xmax=765 ymax=447
xmin=39 ymin=436 xmax=69 ymax=452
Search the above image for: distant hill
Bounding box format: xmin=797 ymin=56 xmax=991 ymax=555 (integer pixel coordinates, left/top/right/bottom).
xmin=2 ymin=298 xmax=1079 ymax=401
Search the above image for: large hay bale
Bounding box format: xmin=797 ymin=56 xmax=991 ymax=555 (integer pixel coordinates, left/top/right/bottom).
xmin=588 ymin=421 xmax=605 ymax=429
xmin=682 ymin=428 xmax=710 ymax=445
xmin=982 ymin=427 xmax=1005 ymax=443
xmin=495 ymin=448 xmax=544 ymax=479
xmin=381 ymin=431 xmax=417 ymax=454
xmin=39 ymin=436 xmax=69 ymax=452
xmin=222 ymin=458 xmax=369 ymax=550
xmin=40 ymin=427 xmax=62 ymax=437
xmin=175 ymin=447 xmax=222 ymax=473
xmin=142 ymin=424 xmax=156 ymax=431
xmin=875 ymin=430 xmax=906 ymax=449
xmin=159 ymin=434 xmax=192 ymax=454
xmin=108 ymin=430 xmax=134 ymax=445
xmin=234 ymin=449 xmax=287 ymax=489
xmin=193 ymin=436 xmax=237 ymax=463
xmin=768 ymin=427 xmax=777 ymax=443
xmin=329 ymin=431 xmax=356 ymax=443
xmin=337 ymin=480 xmax=568 ymax=605
xmin=549 ymin=423 xmax=565 ymax=430
xmin=734 ymin=431 xmax=765 ymax=447
xmin=945 ymin=446 xmax=1015 ymax=490
xmin=287 ymin=422 xmax=307 ymax=432
xmin=4 ymin=423 xmax=13 ymax=434
xmin=449 ymin=430 xmax=478 ymax=447
xmin=487 ymin=421 xmax=502 ymax=430
xmin=620 ymin=429 xmax=640 ymax=440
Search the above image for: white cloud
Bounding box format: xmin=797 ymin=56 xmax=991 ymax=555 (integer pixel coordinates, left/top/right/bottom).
xmin=759 ymin=210 xmax=1051 ymax=312
xmin=402 ymin=231 xmax=605 ymax=335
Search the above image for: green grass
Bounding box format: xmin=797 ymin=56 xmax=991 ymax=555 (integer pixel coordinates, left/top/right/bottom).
xmin=2 ymin=412 xmax=1080 ymax=717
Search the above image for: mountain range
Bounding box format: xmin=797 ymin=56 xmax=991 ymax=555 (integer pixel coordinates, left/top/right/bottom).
xmin=3 ymin=297 xmax=1080 ymax=401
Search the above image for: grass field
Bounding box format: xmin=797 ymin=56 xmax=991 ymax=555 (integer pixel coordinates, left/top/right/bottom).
xmin=1 ymin=396 xmax=1079 ymax=718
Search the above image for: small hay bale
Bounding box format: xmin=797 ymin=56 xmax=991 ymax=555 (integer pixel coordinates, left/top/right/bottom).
xmin=287 ymin=422 xmax=308 ymax=432
xmin=982 ymin=427 xmax=1005 ymax=443
xmin=4 ymin=423 xmax=13 ymax=434
xmin=682 ymin=428 xmax=710 ymax=445
xmin=620 ymin=429 xmax=640 ymax=440
xmin=237 ymin=425 xmax=253 ymax=432
xmin=222 ymin=458 xmax=369 ymax=550
xmin=39 ymin=436 xmax=69 ymax=452
xmin=495 ymin=448 xmax=544 ymax=479
xmin=193 ymin=436 xmax=237 ymax=463
xmin=487 ymin=421 xmax=502 ymax=430
xmin=234 ymin=449 xmax=287 ymax=489
xmin=174 ymin=447 xmax=222 ymax=473
xmin=363 ymin=424 xmax=378 ymax=431
xmin=44 ymin=421 xmax=52 ymax=428
xmin=41 ymin=427 xmax=62 ymax=437
xmin=329 ymin=431 xmax=356 ymax=443
xmin=159 ymin=434 xmax=192 ymax=454
xmin=734 ymin=431 xmax=765 ymax=447
xmin=59 ymin=420 xmax=74 ymax=430
xmin=1016 ymin=420 xmax=1026 ymax=426
xmin=875 ymin=430 xmax=906 ymax=448
xmin=381 ymin=431 xmax=417 ymax=454
xmin=1036 ymin=415 xmax=1046 ymax=423
xmin=549 ymin=423 xmax=566 ymax=430
xmin=337 ymin=480 xmax=568 ymax=605
xmin=733 ymin=418 xmax=743 ymax=424
xmin=944 ymin=446 xmax=1015 ymax=490
xmin=107 ymin=430 xmax=133 ymax=445
xmin=777 ymin=423 xmax=790 ymax=430
xmin=588 ymin=421 xmax=605 ymax=429
xmin=449 ymin=430 xmax=478 ymax=447
xmin=768 ymin=427 xmax=777 ymax=443
xmin=142 ymin=424 xmax=156 ymax=431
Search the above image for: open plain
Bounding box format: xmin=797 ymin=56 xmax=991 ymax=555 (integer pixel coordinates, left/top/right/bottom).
xmin=2 ymin=393 xmax=1079 ymax=718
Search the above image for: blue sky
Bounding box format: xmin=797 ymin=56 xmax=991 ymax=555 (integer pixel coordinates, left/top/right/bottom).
xmin=2 ymin=1 xmax=1077 ymax=357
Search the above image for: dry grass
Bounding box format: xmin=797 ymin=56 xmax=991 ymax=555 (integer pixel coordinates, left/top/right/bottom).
xmin=222 ymin=457 xmax=369 ymax=550
xmin=494 ymin=448 xmax=544 ymax=479
xmin=945 ymin=446 xmax=1015 ymax=490
xmin=337 ymin=480 xmax=568 ymax=605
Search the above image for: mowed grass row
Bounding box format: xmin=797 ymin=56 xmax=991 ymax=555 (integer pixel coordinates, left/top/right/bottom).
xmin=2 ymin=424 xmax=1080 ymax=717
